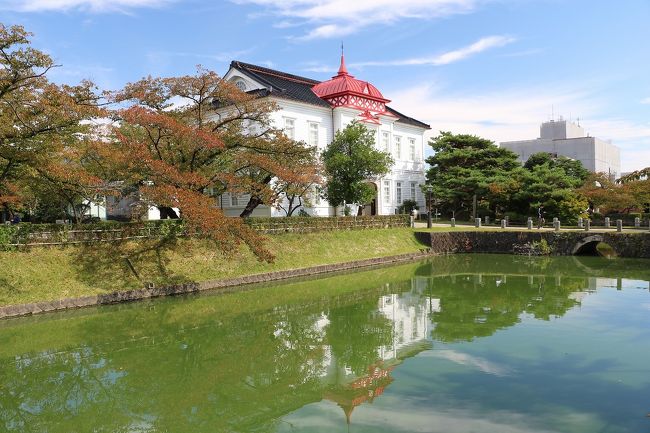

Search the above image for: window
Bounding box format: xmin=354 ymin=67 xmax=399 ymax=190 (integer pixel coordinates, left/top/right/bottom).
xmin=394 ymin=136 xmax=402 ymax=159
xmin=230 ymin=194 xmax=238 ymax=207
xmin=396 ymin=181 xmax=402 ymax=204
xmin=308 ymin=122 xmax=319 ymax=146
xmin=235 ymin=80 xmax=247 ymax=91
xmin=381 ymin=131 xmax=390 ymax=153
xmin=284 ymin=118 xmax=295 ymax=139
xmin=410 ymin=182 xmax=417 ymax=201
xmin=409 ymin=138 xmax=416 ymax=161
xmin=383 ymin=180 xmax=390 ymax=204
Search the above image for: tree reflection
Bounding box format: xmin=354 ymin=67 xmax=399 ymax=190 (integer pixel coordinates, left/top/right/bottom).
xmin=0 ymin=256 xmax=598 ymax=432
xmin=414 ymin=262 xmax=585 ymax=342
xmin=325 ymin=301 xmax=394 ymax=376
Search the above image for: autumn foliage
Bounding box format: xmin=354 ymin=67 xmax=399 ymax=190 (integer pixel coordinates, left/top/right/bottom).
xmin=101 ymin=68 xmax=321 ymax=261
xmin=0 ymin=24 xmax=104 ymax=222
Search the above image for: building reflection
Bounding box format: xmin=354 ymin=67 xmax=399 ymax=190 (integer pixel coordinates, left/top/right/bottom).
xmin=0 ymin=259 xmax=611 ymax=433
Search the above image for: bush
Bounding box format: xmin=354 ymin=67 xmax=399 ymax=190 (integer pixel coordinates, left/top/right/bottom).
xmin=398 ymin=199 xmax=418 ymax=215
xmin=245 ymin=215 xmax=410 ymax=233
xmin=0 ymin=216 xmax=410 ymax=247
xmin=0 ymin=220 xmax=187 ymax=248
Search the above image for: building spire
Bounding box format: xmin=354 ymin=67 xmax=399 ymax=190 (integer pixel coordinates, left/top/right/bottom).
xmin=337 ymin=42 xmax=348 ymax=76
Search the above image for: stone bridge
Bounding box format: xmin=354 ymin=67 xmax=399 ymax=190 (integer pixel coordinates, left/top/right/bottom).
xmin=415 ymin=231 xmax=650 ymax=258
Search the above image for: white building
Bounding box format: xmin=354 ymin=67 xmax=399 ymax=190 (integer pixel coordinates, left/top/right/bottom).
xmin=220 ymin=56 xmax=430 ymax=217
xmin=500 ymin=119 xmax=621 ymax=179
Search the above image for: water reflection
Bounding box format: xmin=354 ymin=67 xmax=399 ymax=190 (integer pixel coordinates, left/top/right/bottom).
xmin=1 ymin=255 xmax=650 ymax=432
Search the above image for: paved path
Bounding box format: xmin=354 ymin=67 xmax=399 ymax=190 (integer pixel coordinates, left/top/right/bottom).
xmin=413 ymin=221 xmax=649 ymax=232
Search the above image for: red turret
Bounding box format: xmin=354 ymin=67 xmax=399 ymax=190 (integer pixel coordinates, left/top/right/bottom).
xmin=337 ymin=52 xmax=348 ymax=76
xmin=311 ymin=52 xmax=393 ymax=123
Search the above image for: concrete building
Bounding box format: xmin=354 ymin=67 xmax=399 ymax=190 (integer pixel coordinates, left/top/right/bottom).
xmin=500 ymin=119 xmax=621 ymax=179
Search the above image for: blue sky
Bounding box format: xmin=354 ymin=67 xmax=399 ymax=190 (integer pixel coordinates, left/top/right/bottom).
xmin=2 ymin=0 xmax=649 ymax=171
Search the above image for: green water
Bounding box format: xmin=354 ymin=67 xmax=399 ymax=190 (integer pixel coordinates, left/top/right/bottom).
xmin=1 ymin=254 xmax=650 ymax=433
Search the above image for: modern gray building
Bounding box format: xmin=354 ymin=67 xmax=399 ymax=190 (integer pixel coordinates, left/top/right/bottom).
xmin=500 ymin=119 xmax=621 ymax=179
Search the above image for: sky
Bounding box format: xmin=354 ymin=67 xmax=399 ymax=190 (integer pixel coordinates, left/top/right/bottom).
xmin=2 ymin=0 xmax=649 ymax=172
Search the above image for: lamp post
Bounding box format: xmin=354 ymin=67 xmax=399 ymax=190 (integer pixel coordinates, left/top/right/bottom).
xmin=424 ymin=184 xmax=433 ymax=228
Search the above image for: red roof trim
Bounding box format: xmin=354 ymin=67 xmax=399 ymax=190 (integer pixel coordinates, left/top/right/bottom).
xmin=322 ymin=90 xmax=390 ymax=103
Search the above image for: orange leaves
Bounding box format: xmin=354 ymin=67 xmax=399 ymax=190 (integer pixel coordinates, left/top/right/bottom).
xmin=1 ymin=24 xmax=106 ymax=220
xmin=103 ymin=67 xmax=287 ymax=261
xmin=143 ymin=184 xmax=274 ymax=262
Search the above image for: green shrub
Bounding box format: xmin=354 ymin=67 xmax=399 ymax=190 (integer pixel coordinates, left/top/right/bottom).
xmin=398 ymin=199 xmax=418 ymax=215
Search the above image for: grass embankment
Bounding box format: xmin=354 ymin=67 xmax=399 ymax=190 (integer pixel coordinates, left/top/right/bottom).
xmin=0 ymin=228 xmax=426 ymax=307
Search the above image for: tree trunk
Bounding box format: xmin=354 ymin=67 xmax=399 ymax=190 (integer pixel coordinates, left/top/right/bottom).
xmin=239 ymin=174 xmax=273 ymax=218
xmin=240 ymin=195 xmax=264 ymax=218
xmin=158 ymin=206 xmax=179 ymax=219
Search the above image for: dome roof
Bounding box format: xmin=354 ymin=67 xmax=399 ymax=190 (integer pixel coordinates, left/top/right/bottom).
xmin=311 ymin=55 xmax=389 ymax=104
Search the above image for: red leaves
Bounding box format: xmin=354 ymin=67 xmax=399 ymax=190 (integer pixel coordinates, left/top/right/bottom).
xmin=104 ymin=67 xmax=285 ymax=261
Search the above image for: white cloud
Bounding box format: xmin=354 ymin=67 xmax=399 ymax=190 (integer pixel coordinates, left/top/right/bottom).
xmin=300 ymin=35 xmax=514 ymax=74
xmin=234 ymin=0 xmax=485 ymax=39
xmin=424 ymin=349 xmax=515 ymax=376
xmin=388 ymin=82 xmax=650 ymax=172
xmin=641 ymin=97 xmax=650 ymax=105
xmin=296 ymin=23 xmax=357 ymax=41
xmin=284 ymin=398 xmax=592 ymax=433
xmin=352 ymin=36 xmax=515 ymax=67
xmin=0 ymin=0 xmax=174 ymax=13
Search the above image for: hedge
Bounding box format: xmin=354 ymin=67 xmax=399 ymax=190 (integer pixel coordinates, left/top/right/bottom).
xmin=244 ymin=215 xmax=410 ymax=233
xmin=0 ymin=215 xmax=411 ymax=249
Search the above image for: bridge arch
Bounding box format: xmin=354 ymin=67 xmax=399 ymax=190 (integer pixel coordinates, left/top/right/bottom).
xmin=571 ymin=234 xmax=616 ymax=256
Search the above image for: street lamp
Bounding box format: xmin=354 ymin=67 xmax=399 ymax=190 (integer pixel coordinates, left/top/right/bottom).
xmin=424 ymin=184 xmax=433 ymax=228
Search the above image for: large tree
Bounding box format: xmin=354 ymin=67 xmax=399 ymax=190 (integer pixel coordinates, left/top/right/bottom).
xmin=578 ymin=172 xmax=635 ymax=214
xmin=425 ymin=132 xmax=521 ymax=219
xmin=0 ymin=24 xmax=102 ymax=221
xmin=321 ymin=122 xmax=392 ymax=212
xmin=106 ymin=68 xmax=319 ymax=260
xmin=513 ymin=153 xmax=589 ymax=222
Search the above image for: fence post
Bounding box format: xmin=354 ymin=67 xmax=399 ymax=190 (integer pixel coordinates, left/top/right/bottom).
xmin=616 ymin=219 xmax=623 ymax=232
xmin=604 ymin=217 xmax=610 ymax=228
xmin=527 ymin=217 xmax=533 ymax=230
xmin=484 ymin=216 xmax=490 ymax=225
xmin=501 ymin=219 xmax=506 ymax=229
xmin=450 ymin=217 xmax=456 ymax=228
xmin=554 ymin=220 xmax=561 ymax=231
xmin=584 ymin=220 xmax=590 ymax=231
xmin=578 ymin=217 xmax=583 ymax=228
xmin=635 ymin=217 xmax=641 ymax=228
xmin=475 ymin=218 xmax=481 ymax=228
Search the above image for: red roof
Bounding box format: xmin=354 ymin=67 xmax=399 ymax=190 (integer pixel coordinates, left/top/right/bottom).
xmin=311 ymin=54 xmax=390 ymax=104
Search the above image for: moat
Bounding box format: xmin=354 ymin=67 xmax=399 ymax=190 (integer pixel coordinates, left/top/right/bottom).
xmin=1 ymin=254 xmax=649 ymax=433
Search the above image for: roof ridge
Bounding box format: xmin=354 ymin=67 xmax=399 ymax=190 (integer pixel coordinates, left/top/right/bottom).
xmin=385 ymin=106 xmax=431 ymax=129
xmin=233 ymin=60 xmax=321 ymax=85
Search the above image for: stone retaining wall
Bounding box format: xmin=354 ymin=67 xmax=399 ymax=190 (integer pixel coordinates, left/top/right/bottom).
xmin=4 ymin=230 xmax=649 ymax=320
xmin=415 ymin=231 xmax=650 ymax=258
xmin=0 ymin=250 xmax=433 ymax=320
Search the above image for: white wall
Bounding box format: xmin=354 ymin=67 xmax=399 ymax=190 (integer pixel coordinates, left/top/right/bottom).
xmin=501 ymin=136 xmax=621 ymax=179
xmin=219 ymin=68 xmax=428 ymax=216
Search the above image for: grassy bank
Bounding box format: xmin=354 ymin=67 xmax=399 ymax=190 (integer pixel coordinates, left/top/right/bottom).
xmin=0 ymin=228 xmax=426 ymax=307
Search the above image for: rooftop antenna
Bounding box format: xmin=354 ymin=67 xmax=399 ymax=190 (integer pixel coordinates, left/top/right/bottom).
xmin=577 ymin=117 xmax=580 ymax=126
xmin=551 ymin=104 xmax=554 ymax=121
